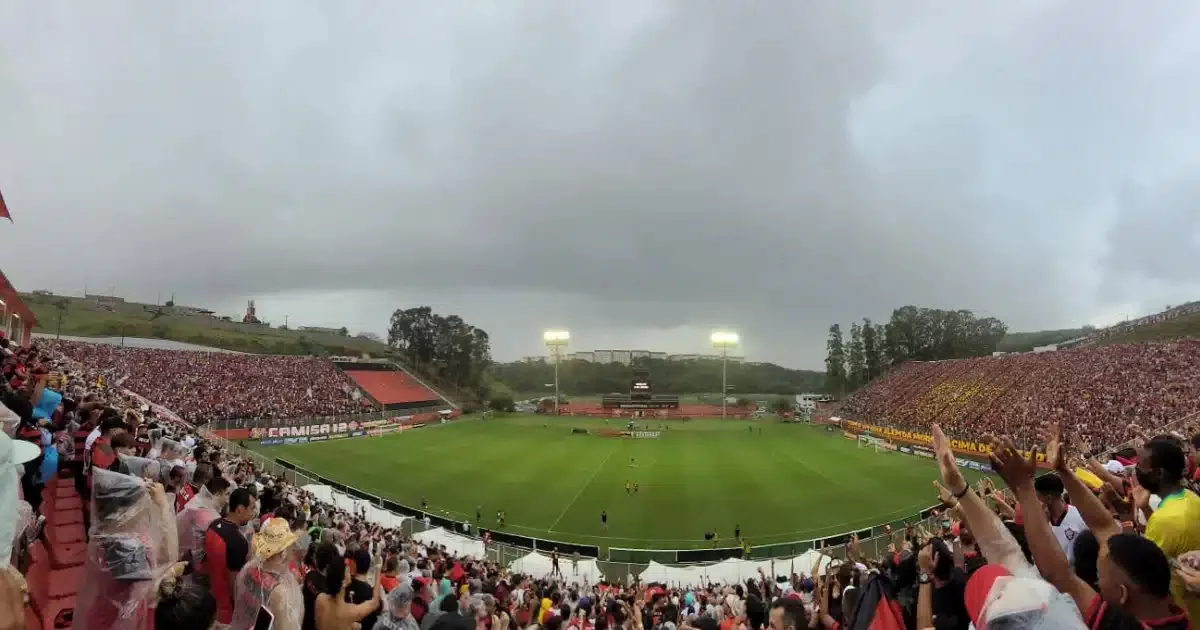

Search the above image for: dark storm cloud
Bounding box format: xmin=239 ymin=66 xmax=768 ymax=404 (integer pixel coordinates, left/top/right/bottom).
xmin=3 ymin=2 xmax=1200 ymax=367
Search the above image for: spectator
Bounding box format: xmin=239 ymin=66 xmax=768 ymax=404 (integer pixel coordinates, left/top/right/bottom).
xmin=315 ymin=545 xmax=382 ymax=630
xmin=1137 ymin=437 xmax=1200 ymax=622
xmin=229 ymin=517 xmax=305 ymax=630
xmin=381 ymin=555 xmax=402 ymax=593
xmin=347 ymin=549 xmax=381 ymax=630
xmin=178 ymin=475 xmax=229 ymax=573
xmin=1031 ymin=473 xmax=1089 ymax=565
xmin=155 ymin=566 xmax=218 ymax=630
xmin=303 ymin=542 xmax=339 ymax=630
xmin=75 ymin=469 xmax=177 ymax=630
xmin=206 ymin=486 xmax=257 ymax=625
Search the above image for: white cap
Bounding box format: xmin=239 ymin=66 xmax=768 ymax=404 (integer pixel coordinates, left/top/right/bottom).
xmin=0 ymin=432 xmax=41 ymax=468
xmin=1104 ymin=460 xmax=1126 ymax=475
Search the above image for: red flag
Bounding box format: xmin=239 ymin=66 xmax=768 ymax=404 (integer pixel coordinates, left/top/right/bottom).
xmin=848 ymin=575 xmax=907 ymax=630
xmin=0 ymin=188 xmax=10 ymax=222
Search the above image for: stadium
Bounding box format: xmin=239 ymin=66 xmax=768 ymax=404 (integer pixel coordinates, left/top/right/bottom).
xmin=6 ymin=287 xmax=1200 ymax=630
xmin=9 ymin=6 xmax=1200 ymax=629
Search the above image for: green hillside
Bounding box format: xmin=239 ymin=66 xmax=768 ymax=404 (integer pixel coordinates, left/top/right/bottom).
xmin=996 ymin=327 xmax=1093 ymax=352
xmin=23 ymin=293 xmax=391 ymax=357
xmin=1098 ymin=312 xmax=1200 ymax=346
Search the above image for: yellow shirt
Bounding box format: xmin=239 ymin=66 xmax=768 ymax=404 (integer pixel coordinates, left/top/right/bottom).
xmin=1145 ymin=489 xmax=1200 ymax=623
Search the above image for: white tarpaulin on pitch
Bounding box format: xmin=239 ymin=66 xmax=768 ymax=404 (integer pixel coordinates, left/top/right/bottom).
xmin=412 ymin=527 xmax=487 ymax=558
xmin=637 ymin=550 xmax=834 ymax=587
xmin=300 ymin=484 xmax=409 ymax=529
xmin=508 ymin=551 xmax=603 ymax=584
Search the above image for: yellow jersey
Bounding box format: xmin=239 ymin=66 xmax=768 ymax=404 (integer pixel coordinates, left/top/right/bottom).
xmin=1145 ymin=489 xmax=1200 ymax=623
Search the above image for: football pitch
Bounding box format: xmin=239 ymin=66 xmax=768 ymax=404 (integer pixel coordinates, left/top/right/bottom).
xmin=253 ymin=415 xmax=969 ymax=550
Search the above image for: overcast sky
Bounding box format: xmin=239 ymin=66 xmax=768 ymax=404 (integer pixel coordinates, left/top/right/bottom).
xmin=3 ymin=2 xmax=1199 ymax=369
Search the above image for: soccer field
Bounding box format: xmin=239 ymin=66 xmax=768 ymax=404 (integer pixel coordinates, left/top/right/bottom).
xmin=253 ymin=415 xmax=971 ymax=550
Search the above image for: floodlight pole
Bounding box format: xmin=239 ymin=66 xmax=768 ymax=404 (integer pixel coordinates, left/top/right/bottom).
xmin=721 ymin=345 xmax=728 ymax=420
xmin=553 ymin=345 xmax=561 ymax=417
xmin=544 ymin=331 xmax=569 ymax=417
xmin=712 ymin=332 xmax=737 ymax=420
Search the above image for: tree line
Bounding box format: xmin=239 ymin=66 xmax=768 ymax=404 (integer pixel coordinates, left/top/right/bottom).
xmin=826 ymin=306 xmax=1008 ymax=395
xmin=490 ymin=357 xmax=825 ymax=397
xmin=387 ymin=306 xmax=492 ymax=392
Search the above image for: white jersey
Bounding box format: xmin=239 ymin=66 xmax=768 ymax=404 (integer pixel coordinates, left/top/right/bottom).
xmin=1052 ymin=504 xmax=1089 ymax=564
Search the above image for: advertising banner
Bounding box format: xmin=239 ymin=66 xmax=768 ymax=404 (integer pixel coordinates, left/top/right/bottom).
xmin=843 ymin=419 xmax=1046 ymax=463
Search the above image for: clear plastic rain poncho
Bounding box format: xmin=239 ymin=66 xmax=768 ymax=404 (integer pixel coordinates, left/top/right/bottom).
xmin=176 ymin=482 xmax=222 ymax=570
xmin=0 ymin=433 xmax=27 ymax=570
xmin=227 ymin=553 xmax=305 ymax=630
xmin=75 ymin=468 xmax=180 ymax=630
xmin=116 ymin=455 xmax=168 ymax=485
xmin=157 ymin=438 xmax=189 ymax=470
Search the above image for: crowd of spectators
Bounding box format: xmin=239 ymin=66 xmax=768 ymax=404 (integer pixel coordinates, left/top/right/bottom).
xmin=43 ymin=340 xmax=370 ymax=426
xmin=4 ymin=333 xmax=1200 ymax=630
xmin=1066 ymin=302 xmax=1200 ymax=349
xmin=840 ymin=339 xmax=1200 ymax=452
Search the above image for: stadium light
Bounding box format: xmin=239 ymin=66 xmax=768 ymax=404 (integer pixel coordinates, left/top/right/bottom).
xmin=544 ymin=329 xmax=570 ymax=416
xmin=711 ymin=331 xmax=740 ymax=420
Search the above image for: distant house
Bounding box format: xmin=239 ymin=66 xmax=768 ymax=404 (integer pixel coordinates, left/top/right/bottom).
xmin=0 ymin=270 xmax=38 ymax=345
xmin=355 ymin=332 xmax=383 ymax=342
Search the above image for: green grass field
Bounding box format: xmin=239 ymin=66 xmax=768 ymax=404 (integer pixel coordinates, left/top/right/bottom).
xmin=253 ymin=415 xmax=975 ymax=550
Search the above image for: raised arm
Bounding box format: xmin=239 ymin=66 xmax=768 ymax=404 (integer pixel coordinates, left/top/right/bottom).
xmin=990 ymin=434 xmax=1095 ymax=616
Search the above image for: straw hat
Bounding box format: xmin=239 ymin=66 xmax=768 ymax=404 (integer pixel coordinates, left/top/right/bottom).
xmin=253 ymin=517 xmax=300 ymax=559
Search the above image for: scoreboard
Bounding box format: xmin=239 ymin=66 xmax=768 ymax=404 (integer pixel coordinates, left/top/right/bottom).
xmin=601 ymin=395 xmax=680 ymax=410
xmin=602 ymin=367 xmax=679 ymax=409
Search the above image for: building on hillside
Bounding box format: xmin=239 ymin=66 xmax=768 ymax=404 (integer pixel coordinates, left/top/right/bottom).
xmin=631 ymin=350 xmax=650 ymax=360
xmin=0 ymin=270 xmax=38 ymax=345
xmin=521 ymin=355 xmax=549 ymax=363
xmin=356 ymin=332 xmax=383 ymax=342
xmin=649 ymin=351 xmax=668 ymax=361
xmin=669 ymin=353 xmax=745 ymax=363
xmin=611 ymin=350 xmax=633 ymax=364
xmin=594 ymin=350 xmax=614 ymax=364
xmin=568 ymin=351 xmax=595 ymax=362
xmin=299 ymin=325 xmax=347 ymax=335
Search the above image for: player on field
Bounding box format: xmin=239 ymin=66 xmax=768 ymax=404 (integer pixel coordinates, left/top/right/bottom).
xmin=633 ymin=482 xmax=639 ymax=493
xmin=625 ymin=480 xmax=631 ymax=494
xmin=601 ymin=510 xmax=608 ymax=530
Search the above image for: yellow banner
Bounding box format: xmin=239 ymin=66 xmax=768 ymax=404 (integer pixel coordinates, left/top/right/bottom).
xmin=844 ymin=420 xmax=1046 ymax=463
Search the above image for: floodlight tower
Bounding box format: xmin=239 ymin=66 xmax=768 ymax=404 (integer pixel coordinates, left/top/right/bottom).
xmin=711 ymin=331 xmax=739 ymax=420
xmin=544 ymin=330 xmax=570 ymax=416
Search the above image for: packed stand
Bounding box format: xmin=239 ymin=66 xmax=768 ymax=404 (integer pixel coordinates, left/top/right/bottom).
xmin=4 ymin=334 xmax=1200 ymax=630
xmin=1068 ymin=302 xmax=1200 ymax=349
xmin=44 ymin=340 xmax=370 ymax=426
xmin=840 ymin=339 xmax=1200 ymax=452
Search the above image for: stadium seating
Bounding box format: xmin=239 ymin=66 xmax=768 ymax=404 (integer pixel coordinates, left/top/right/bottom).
xmin=26 ymin=475 xmax=86 ymax=630
xmin=45 ymin=340 xmax=368 ymax=425
xmin=840 ymin=339 xmax=1200 ymax=450
xmin=345 ymin=369 xmax=441 ymax=405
